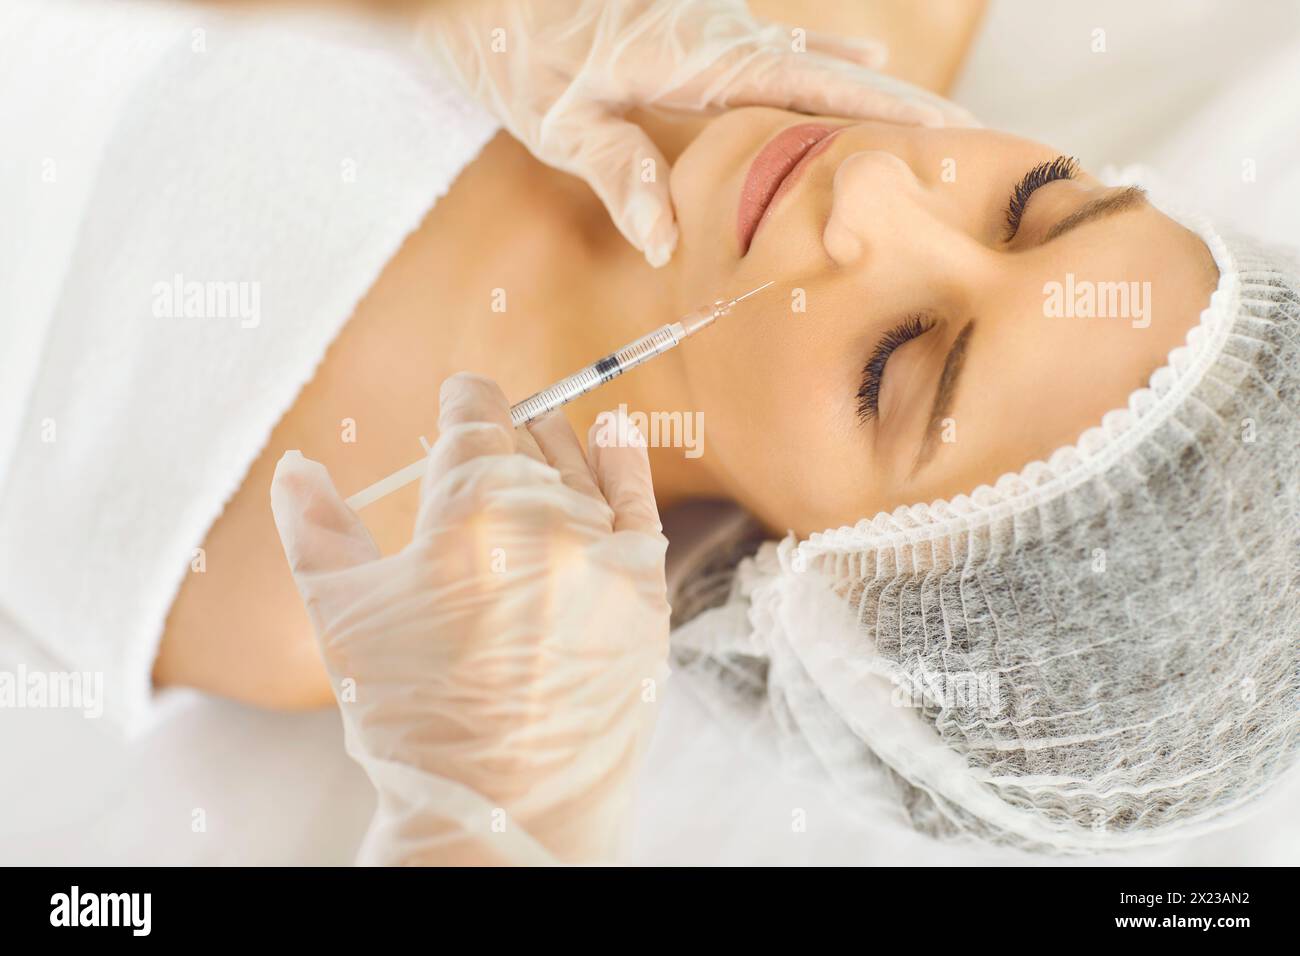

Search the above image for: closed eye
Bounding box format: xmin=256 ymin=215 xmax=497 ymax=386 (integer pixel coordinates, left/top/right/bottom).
xmin=856 ymin=312 xmax=936 ymax=423
xmin=1004 ymin=155 xmax=1079 ymax=241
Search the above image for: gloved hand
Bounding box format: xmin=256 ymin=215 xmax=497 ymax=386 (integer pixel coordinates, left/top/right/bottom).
xmin=418 ymin=0 xmax=976 ymax=267
xmin=270 ymin=373 xmax=671 ymax=865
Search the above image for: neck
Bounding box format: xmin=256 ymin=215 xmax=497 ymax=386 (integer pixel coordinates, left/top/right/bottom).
xmin=552 ymin=221 xmax=728 ymax=511
xmin=465 ymin=113 xmax=725 ymax=510
xmin=540 ymin=120 xmax=727 ymax=508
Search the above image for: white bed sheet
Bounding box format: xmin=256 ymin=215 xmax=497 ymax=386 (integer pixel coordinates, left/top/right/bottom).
xmin=6 ymin=594 xmax=1297 ymax=866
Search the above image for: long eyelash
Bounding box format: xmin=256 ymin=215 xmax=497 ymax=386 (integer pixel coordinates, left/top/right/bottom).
xmin=1004 ymin=154 xmax=1079 ymax=241
xmin=856 ymin=313 xmax=935 ymax=423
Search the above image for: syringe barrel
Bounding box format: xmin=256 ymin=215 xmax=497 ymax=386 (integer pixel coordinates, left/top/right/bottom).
xmin=509 ymin=322 xmax=684 ymax=427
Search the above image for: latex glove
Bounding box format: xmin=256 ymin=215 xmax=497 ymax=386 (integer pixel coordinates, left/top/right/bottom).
xmin=417 ymin=0 xmax=976 ymax=267
xmin=270 ymin=373 xmax=671 ymax=865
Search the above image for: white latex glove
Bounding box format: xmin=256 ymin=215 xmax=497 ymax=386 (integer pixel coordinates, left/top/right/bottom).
xmin=270 ymin=373 xmax=671 ymax=865
xmin=417 ymin=0 xmax=976 ymax=267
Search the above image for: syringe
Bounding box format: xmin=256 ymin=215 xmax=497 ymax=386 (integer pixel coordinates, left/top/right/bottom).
xmin=344 ymin=280 xmax=774 ymax=511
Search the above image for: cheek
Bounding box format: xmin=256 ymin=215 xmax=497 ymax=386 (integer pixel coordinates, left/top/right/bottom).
xmin=677 ymin=310 xmax=795 ymax=506
xmin=679 ymin=312 xmax=779 ymax=453
xmin=679 ymin=314 xmax=872 ymax=533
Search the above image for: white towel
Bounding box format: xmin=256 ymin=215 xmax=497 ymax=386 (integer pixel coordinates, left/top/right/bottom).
xmin=0 ymin=0 xmax=498 ymax=733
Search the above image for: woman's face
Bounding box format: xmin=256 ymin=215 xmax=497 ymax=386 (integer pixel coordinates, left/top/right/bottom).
xmin=663 ymin=107 xmax=1219 ymax=536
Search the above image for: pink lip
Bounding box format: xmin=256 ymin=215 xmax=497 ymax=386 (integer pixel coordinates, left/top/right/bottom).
xmin=736 ymin=123 xmax=843 ymax=254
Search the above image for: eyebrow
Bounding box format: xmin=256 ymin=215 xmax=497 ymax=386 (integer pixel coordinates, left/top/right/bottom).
xmin=1042 ymin=185 xmax=1148 ymax=243
xmin=911 ymin=320 xmax=975 ymax=475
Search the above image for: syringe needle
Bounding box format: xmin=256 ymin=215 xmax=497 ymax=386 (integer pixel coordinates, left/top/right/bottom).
xmin=725 ymin=279 xmax=776 ymax=310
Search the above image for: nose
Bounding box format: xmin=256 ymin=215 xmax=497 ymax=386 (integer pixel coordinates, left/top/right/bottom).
xmin=822 ymin=149 xmax=975 ymax=270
